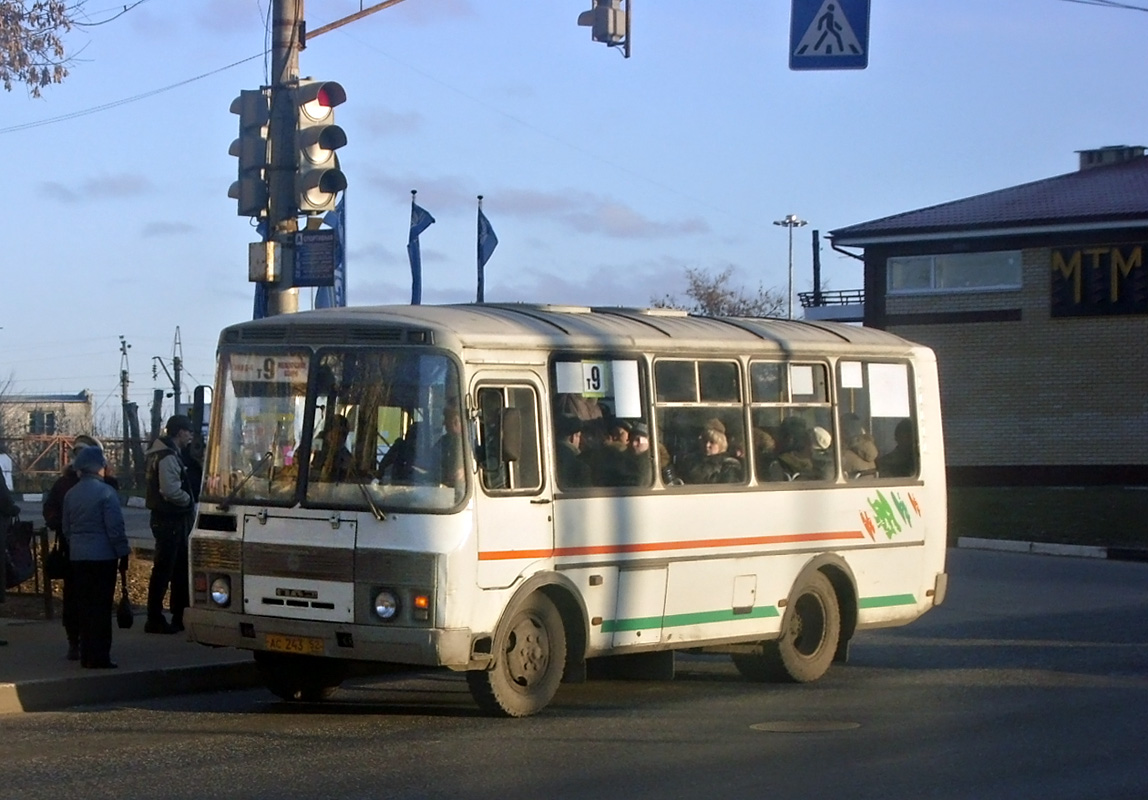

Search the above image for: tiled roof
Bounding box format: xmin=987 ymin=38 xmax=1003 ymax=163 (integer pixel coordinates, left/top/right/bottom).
xmin=830 ymin=156 xmax=1148 ymax=243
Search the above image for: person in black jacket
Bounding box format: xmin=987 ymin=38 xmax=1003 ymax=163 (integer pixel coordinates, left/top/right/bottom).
xmin=143 ymin=415 xmax=196 ymax=634
xmin=43 ymin=435 xmax=117 ymax=660
xmin=0 ymin=470 xmax=19 ymax=639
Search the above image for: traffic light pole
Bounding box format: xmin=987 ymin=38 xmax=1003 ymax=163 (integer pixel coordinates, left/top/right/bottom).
xmin=266 ymin=0 xmax=303 ymax=317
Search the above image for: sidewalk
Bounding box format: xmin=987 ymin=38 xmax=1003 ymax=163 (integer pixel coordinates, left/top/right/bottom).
xmin=2 ymin=497 xmax=260 ymax=715
xmin=0 ymin=613 xmax=260 ymax=715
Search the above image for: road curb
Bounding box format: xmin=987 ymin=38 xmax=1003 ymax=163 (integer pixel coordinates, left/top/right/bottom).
xmin=0 ymin=660 xmax=261 ymax=715
xmin=957 ymin=537 xmax=1148 ymax=562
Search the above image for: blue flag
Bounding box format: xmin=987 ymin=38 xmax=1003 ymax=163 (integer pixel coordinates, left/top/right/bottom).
xmin=407 ymin=201 xmax=435 ymax=305
xmin=477 ymin=208 xmax=498 ymax=303
xmin=316 ymin=195 xmax=347 ymax=309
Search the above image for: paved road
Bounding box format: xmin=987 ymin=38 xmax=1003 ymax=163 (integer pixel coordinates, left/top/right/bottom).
xmin=1 ymin=548 xmax=1145 ymax=799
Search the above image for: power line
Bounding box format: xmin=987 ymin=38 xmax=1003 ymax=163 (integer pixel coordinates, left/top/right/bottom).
xmin=1056 ymin=0 xmax=1148 ymax=10
xmin=0 ymin=52 xmax=265 ymax=135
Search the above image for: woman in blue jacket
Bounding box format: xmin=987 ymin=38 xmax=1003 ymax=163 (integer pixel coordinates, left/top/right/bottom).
xmin=62 ymin=447 xmax=130 ymax=669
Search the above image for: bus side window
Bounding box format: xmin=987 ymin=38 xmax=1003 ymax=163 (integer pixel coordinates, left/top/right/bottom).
xmin=477 ymin=385 xmax=541 ymax=492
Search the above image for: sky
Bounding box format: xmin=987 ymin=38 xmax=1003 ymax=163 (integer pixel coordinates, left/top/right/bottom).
xmin=2 ymin=0 xmax=1147 ymax=433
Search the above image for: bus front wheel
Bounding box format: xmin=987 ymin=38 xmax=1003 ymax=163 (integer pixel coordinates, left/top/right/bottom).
xmin=734 ymin=571 xmax=840 ymax=683
xmin=467 ymin=592 xmax=567 ymax=717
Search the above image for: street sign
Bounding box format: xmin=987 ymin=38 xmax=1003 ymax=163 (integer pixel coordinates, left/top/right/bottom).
xmin=789 ymin=0 xmax=870 ymax=71
xmin=293 ymin=229 xmax=337 ymax=286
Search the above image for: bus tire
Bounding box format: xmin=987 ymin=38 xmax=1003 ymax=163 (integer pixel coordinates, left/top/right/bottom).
xmin=254 ymin=652 xmax=347 ymax=702
xmin=734 ymin=571 xmax=840 ymax=683
xmin=466 ymin=592 xmax=567 ymax=718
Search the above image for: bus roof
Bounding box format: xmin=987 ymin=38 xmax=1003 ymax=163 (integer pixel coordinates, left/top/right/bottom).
xmin=223 ymin=303 xmax=924 ymax=357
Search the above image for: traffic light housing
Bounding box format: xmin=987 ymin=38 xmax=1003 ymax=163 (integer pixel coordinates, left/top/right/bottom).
xmin=295 ymin=80 xmax=347 ymax=214
xmin=577 ymin=0 xmax=627 ymax=47
xmin=228 ymin=89 xmax=270 ymax=218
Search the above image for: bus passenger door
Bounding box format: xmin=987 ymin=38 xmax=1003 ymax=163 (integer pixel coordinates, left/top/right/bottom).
xmin=473 ymin=379 xmax=552 ymax=589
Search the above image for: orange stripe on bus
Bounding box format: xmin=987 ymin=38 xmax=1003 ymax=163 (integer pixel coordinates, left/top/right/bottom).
xmin=477 ymin=530 xmax=865 ymax=561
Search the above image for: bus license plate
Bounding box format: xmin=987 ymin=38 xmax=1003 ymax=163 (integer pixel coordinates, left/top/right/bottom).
xmin=265 ymin=633 xmax=325 ymax=656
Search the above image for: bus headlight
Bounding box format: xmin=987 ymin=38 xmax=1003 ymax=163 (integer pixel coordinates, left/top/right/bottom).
xmin=210 ymin=576 xmax=231 ymax=607
xmin=373 ymin=589 xmax=399 ymax=620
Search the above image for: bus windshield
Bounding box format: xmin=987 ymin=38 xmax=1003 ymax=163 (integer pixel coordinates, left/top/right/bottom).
xmin=203 ymin=348 xmax=465 ymax=512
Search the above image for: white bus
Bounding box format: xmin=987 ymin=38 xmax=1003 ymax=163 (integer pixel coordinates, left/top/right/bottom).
xmin=187 ymin=303 xmax=948 ymax=717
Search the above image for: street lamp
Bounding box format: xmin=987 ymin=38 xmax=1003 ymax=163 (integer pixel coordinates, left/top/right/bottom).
xmin=773 ymin=213 xmax=808 ymax=320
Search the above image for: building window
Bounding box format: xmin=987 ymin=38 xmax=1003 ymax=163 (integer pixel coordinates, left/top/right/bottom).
xmin=888 ymin=251 xmax=1021 ymax=293
xmin=28 ymin=411 xmax=57 ymax=435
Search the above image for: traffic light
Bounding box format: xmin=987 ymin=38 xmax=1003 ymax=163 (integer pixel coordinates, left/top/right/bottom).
xmin=228 ymin=89 xmax=270 ymax=218
xmin=577 ymin=0 xmax=627 ymax=47
xmin=295 ymin=80 xmax=347 ymax=214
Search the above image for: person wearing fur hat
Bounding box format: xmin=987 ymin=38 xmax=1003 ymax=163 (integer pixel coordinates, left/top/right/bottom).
xmin=144 ymin=414 xmax=196 ymax=634
xmin=62 ymin=446 xmax=130 ymax=669
xmin=43 ymin=434 xmax=118 ymax=661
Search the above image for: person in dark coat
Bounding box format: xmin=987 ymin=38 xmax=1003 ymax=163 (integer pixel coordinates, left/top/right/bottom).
xmin=62 ymin=446 xmax=130 ymax=669
xmin=43 ymin=435 xmax=118 ymax=660
xmin=144 ymin=415 xmax=196 ymax=634
xmin=555 ymin=416 xmax=591 ymax=489
xmin=0 ymin=472 xmax=19 ymax=636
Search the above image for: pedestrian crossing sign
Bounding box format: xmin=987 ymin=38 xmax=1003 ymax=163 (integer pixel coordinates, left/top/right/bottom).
xmin=789 ymin=0 xmax=870 ymax=71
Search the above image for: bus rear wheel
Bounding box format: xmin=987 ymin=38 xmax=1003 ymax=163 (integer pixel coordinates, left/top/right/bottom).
xmin=733 ymin=571 xmax=840 ymax=683
xmin=467 ymin=592 xmax=567 ymax=718
xmin=254 ymin=652 xmax=347 ymax=702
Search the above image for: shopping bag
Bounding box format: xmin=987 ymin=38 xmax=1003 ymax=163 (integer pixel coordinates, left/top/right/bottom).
xmin=5 ymin=519 xmax=35 ymax=589
xmin=44 ymin=534 xmax=69 ymax=580
xmin=116 ymin=565 xmax=134 ymax=629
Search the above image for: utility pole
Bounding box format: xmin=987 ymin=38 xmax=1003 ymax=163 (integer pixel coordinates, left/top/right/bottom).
xmin=152 ymin=327 xmax=185 ymax=417
xmin=172 ymin=327 xmax=182 ymax=415
xmin=266 ymin=0 xmax=303 ymax=316
xmin=119 ymin=336 xmax=131 ymax=479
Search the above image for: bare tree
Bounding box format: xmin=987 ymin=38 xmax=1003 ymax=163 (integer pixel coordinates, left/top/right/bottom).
xmin=0 ymin=1 xmax=80 ymax=96
xmin=652 ymin=266 xmax=786 ymax=318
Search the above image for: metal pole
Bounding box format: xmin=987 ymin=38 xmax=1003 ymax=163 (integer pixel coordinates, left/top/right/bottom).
xmin=773 ymin=214 xmax=808 ymax=320
xmin=266 ymin=0 xmax=302 ymax=317
xmin=787 ymin=225 xmax=794 ymax=320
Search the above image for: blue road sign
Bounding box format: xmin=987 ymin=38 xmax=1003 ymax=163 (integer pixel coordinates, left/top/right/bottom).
xmin=790 ymin=0 xmax=870 ymax=71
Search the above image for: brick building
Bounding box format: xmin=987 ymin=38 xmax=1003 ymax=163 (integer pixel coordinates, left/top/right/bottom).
xmin=824 ymin=146 xmax=1148 ymax=486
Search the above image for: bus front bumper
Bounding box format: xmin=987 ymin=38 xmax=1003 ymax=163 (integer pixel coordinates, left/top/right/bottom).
xmin=184 ymin=608 xmax=476 ymax=669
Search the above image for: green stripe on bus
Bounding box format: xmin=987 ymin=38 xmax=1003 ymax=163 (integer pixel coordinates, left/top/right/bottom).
xmin=858 ymin=594 xmax=917 ymax=609
xmin=601 ymin=605 xmax=780 ymax=633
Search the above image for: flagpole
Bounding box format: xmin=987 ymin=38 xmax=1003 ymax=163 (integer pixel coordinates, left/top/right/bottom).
xmin=476 ymin=195 xmax=484 ymax=304
xmin=410 ymin=189 xmax=420 ymax=305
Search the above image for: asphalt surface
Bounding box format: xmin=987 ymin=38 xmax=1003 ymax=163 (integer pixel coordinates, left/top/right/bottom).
xmin=1 ymin=497 xmax=1143 ymax=715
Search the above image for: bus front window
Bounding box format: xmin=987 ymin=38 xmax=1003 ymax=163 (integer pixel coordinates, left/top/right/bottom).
xmin=203 ymin=352 xmax=310 ymax=506
xmin=303 ymin=349 xmax=465 ymax=512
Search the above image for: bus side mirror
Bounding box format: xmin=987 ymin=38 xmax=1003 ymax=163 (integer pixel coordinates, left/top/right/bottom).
xmin=501 ymin=408 xmax=522 ymax=463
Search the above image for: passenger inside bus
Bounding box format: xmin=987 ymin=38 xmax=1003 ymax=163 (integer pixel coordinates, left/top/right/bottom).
xmin=435 ymin=407 xmax=465 ymax=487
xmin=583 ymin=418 xmax=636 ymax=486
xmin=625 ymin=421 xmax=654 ymax=486
xmin=773 ymin=416 xmax=820 ymax=481
xmin=378 ymin=422 xmax=421 ymax=483
xmin=876 ymin=419 xmax=917 ymax=478
xmin=555 ymin=415 xmax=591 ymax=488
xmin=311 ymin=414 xmax=353 ymax=483
xmin=840 ymin=413 xmax=878 ymax=478
xmin=679 ymin=421 xmax=743 ymax=484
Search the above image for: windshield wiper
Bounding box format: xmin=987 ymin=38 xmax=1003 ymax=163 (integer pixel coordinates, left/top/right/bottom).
xmin=218 ymin=451 xmax=273 ymax=511
xmin=354 ymin=477 xmax=387 ymax=521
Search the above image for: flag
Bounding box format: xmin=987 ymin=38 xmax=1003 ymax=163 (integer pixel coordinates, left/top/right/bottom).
xmin=477 ymin=207 xmax=498 ymax=304
xmin=407 ymin=200 xmax=435 ymax=305
xmin=316 ymin=195 xmax=347 ymax=308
